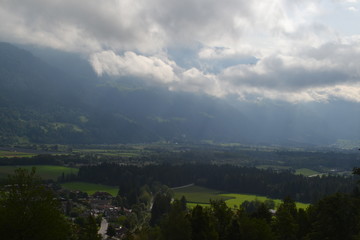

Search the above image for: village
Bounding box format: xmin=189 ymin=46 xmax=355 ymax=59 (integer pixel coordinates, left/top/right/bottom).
xmin=57 ymin=189 xmax=136 ymax=240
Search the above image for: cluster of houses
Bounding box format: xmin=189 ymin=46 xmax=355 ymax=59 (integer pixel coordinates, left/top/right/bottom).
xmin=57 ymin=189 xmax=129 ymax=239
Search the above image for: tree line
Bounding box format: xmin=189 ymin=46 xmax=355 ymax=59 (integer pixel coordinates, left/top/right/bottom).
xmin=135 ymin=192 xmax=360 ymax=240
xmin=77 ymin=163 xmax=356 ymax=203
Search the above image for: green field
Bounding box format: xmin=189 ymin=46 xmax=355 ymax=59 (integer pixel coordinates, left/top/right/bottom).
xmin=0 ymin=150 xmax=36 ymax=158
xmin=61 ymin=181 xmax=119 ymax=196
xmin=173 ymin=185 xmax=233 ymax=204
xmin=73 ymin=148 xmax=144 ymax=158
xmin=256 ymin=165 xmax=291 ymax=170
xmin=0 ymin=165 xmax=78 ymax=180
xmin=221 ymin=193 xmax=309 ymax=209
xmin=295 ymin=168 xmax=321 ymax=177
xmin=174 ymin=185 xmax=309 ymax=209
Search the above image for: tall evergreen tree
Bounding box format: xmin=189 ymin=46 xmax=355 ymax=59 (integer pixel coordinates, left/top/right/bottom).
xmin=272 ymin=197 xmax=298 ymax=240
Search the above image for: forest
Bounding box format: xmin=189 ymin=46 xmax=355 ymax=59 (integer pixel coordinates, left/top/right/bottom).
xmin=137 ymin=191 xmax=360 ymax=240
xmin=0 ymin=144 xmax=360 ymax=239
xmin=76 ymin=163 xmax=356 ymax=204
xmin=2 ymin=167 xmax=360 ymax=240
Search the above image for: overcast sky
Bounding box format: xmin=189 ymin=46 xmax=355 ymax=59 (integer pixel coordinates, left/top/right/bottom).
xmin=1 ymin=0 xmax=360 ymax=103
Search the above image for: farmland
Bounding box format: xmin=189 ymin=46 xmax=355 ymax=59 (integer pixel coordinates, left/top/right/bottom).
xmin=174 ymin=185 xmax=309 ymax=209
xmin=295 ymin=168 xmax=321 ymax=177
xmin=0 ymin=150 xmax=37 ymax=158
xmin=173 ymin=185 xmax=233 ymax=204
xmin=61 ymin=181 xmax=119 ymax=196
xmin=0 ymin=165 xmax=78 ymax=180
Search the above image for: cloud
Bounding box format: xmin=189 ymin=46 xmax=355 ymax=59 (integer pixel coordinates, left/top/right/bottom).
xmin=90 ymin=51 xmax=178 ymax=83
xmin=348 ymin=6 xmax=359 ymax=11
xmin=1 ymin=0 xmax=360 ymax=103
xmin=0 ymin=0 xmax=165 ymax=53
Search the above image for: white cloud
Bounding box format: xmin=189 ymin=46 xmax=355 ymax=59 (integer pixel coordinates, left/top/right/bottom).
xmin=348 ymin=6 xmax=359 ymax=11
xmin=90 ymin=51 xmax=177 ymax=83
xmin=2 ymin=0 xmax=360 ymax=103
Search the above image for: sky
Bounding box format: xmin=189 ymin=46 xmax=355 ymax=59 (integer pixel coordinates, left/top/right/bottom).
xmin=1 ymin=0 xmax=360 ymax=103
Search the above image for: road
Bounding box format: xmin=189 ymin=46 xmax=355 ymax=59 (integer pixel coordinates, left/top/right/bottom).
xmin=98 ymin=218 xmax=108 ymax=239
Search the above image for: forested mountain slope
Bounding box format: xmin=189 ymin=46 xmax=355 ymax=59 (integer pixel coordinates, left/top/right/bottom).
xmin=0 ymin=43 xmax=251 ymax=144
xmin=1 ymin=42 xmax=359 ymax=146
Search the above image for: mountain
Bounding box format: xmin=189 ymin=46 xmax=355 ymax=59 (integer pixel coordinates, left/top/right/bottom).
xmin=0 ymin=43 xmax=252 ymax=145
xmin=0 ymin=42 xmax=359 ymax=147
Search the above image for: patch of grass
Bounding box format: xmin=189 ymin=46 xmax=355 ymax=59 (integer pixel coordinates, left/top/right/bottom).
xmin=72 ymin=148 xmax=143 ymax=158
xmin=102 ymin=152 xmax=140 ymax=157
xmin=256 ymin=165 xmax=291 ymax=170
xmin=0 ymin=165 xmax=78 ymax=180
xmin=187 ymin=202 xmax=211 ymax=208
xmin=173 ymin=185 xmax=309 ymax=209
xmin=61 ymin=181 xmax=118 ymax=196
xmin=295 ymin=168 xmax=320 ymax=177
xmin=220 ymin=193 xmax=283 ymax=208
xmin=173 ymin=185 xmax=233 ymax=204
xmin=220 ymin=193 xmax=308 ymax=209
xmin=0 ymin=150 xmax=36 ymax=158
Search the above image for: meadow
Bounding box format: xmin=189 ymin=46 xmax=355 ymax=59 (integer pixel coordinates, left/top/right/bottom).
xmin=61 ymin=181 xmax=119 ymax=196
xmin=174 ymin=185 xmax=309 ymax=209
xmin=0 ymin=165 xmax=78 ymax=180
xmin=72 ymin=145 xmax=147 ymax=158
xmin=173 ymin=185 xmax=233 ymax=204
xmin=295 ymin=168 xmax=321 ymax=177
xmin=0 ymin=150 xmax=37 ymax=158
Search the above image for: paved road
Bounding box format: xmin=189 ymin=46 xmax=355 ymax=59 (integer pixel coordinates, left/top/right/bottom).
xmin=98 ymin=218 xmax=108 ymax=239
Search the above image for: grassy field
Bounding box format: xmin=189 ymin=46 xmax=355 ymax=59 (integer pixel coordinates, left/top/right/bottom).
xmin=220 ymin=193 xmax=283 ymax=208
xmin=295 ymin=168 xmax=320 ymax=177
xmin=0 ymin=165 xmax=78 ymax=180
xmin=174 ymin=185 xmax=309 ymax=209
xmin=61 ymin=181 xmax=119 ymax=196
xmin=173 ymin=185 xmax=233 ymax=204
xmin=72 ymin=148 xmax=144 ymax=158
xmin=256 ymin=165 xmax=291 ymax=170
xmin=221 ymin=193 xmax=309 ymax=209
xmin=0 ymin=150 xmax=37 ymax=158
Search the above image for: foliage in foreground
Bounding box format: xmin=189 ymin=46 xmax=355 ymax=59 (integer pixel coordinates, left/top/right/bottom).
xmin=2 ymin=167 xmax=360 ymax=240
xmin=0 ymin=168 xmax=101 ymax=240
xmin=132 ymin=192 xmax=360 ymax=240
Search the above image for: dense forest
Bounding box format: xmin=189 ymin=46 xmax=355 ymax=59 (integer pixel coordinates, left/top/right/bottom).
xmin=138 ymin=192 xmax=360 ymax=240
xmin=77 ymin=163 xmax=356 ymax=203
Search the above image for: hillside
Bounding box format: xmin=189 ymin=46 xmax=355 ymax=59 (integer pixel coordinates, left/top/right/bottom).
xmin=0 ymin=43 xmax=251 ymax=145
xmin=0 ymin=43 xmax=359 ymax=147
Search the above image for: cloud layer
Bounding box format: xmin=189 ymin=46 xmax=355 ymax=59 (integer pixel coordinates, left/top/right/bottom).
xmin=2 ymin=0 xmax=360 ymax=102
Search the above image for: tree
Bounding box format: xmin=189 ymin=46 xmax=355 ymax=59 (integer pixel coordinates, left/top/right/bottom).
xmin=0 ymin=168 xmax=72 ymax=240
xmin=190 ymin=205 xmax=218 ymax=240
xmin=107 ymin=225 xmax=116 ymax=237
xmin=210 ymin=200 xmax=233 ymax=240
xmin=272 ymin=197 xmax=298 ymax=240
xmin=77 ymin=215 xmax=102 ymax=240
xmin=150 ymin=192 xmax=172 ymax=226
xmin=160 ymin=200 xmax=191 ymax=240
xmin=307 ymin=193 xmax=360 ymax=240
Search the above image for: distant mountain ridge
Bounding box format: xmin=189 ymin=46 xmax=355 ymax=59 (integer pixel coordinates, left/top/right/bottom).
xmin=0 ymin=42 xmax=359 ymax=147
xmin=0 ymin=43 xmax=251 ymax=144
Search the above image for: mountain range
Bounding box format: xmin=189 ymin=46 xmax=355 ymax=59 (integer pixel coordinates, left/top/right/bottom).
xmin=0 ymin=42 xmax=359 ymax=147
